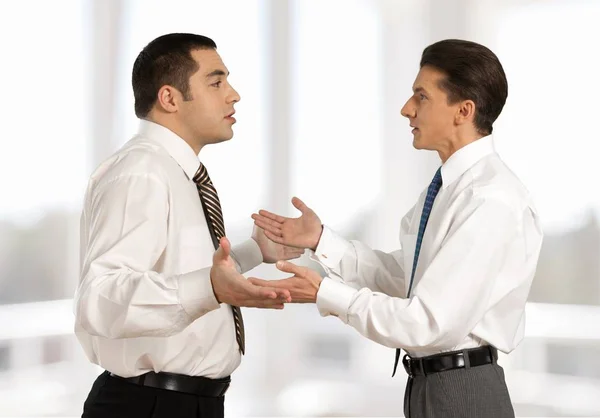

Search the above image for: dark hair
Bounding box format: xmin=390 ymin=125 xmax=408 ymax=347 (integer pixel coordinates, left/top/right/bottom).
xmin=420 ymin=39 xmax=508 ymax=135
xmin=132 ymin=33 xmax=217 ymax=118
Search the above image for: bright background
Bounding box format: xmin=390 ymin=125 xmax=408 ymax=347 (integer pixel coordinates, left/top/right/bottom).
xmin=0 ymin=0 xmax=599 ymax=416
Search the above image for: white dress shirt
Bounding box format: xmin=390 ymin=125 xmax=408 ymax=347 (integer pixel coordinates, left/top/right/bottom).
xmin=312 ymin=136 xmax=543 ymax=358
xmin=74 ymin=120 xmax=263 ymax=378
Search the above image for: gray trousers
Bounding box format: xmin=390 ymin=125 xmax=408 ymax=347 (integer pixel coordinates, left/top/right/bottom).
xmin=403 ymin=363 xmax=515 ymax=418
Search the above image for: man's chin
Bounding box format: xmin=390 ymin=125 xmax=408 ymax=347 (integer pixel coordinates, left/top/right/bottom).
xmin=223 ymin=128 xmax=235 ymax=141
xmin=412 ymin=137 xmax=423 ymax=149
xmin=211 ymin=131 xmax=234 ymax=144
xmin=412 ymin=135 xmax=433 ymax=151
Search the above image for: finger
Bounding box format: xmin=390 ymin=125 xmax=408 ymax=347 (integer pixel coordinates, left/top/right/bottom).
xmin=271 ymin=287 xmax=291 ymax=302
xmin=242 ymin=295 xmax=286 ymax=307
xmin=259 ymin=284 xmax=291 ymax=303
xmin=245 ymin=280 xmax=288 ymax=299
xmin=247 ymin=277 xmax=277 ymax=287
xmin=264 ymin=230 xmax=286 ymax=245
xmin=246 ymin=279 xmax=293 ymax=303
xmin=291 ymin=196 xmax=310 ymax=214
xmin=248 ymin=301 xmax=285 ymax=309
xmin=252 ymin=284 xmax=291 ymax=302
xmin=275 ymin=260 xmax=308 ymax=277
xmin=248 ymin=276 xmax=293 ymax=285
xmin=256 ymin=209 xmax=287 ymax=224
xmin=251 ymin=213 xmax=283 ymax=228
xmin=252 ymin=218 xmax=283 ymax=236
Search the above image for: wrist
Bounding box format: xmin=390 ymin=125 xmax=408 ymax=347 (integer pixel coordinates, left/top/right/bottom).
xmin=209 ymin=267 xmax=222 ymax=304
xmin=310 ymin=225 xmax=324 ymax=251
xmin=311 ymin=275 xmax=323 ymax=302
xmin=249 ymin=235 xmax=264 ymax=262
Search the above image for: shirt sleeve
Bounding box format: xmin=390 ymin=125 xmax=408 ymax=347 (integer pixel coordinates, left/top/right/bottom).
xmin=75 ymin=174 xmax=220 ymax=339
xmin=309 ymin=204 xmax=417 ymax=297
xmin=231 ymin=238 xmax=263 ymax=274
xmin=310 ymin=227 xmax=406 ymax=297
xmin=315 ymin=198 xmax=522 ymax=351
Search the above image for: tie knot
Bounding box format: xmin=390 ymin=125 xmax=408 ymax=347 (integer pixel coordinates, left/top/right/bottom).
xmin=431 ymin=167 xmax=442 ymax=187
xmin=193 ymin=163 xmax=210 ymax=185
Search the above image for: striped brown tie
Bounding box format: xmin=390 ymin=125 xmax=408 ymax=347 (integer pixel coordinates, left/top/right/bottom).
xmin=193 ymin=162 xmax=245 ymax=355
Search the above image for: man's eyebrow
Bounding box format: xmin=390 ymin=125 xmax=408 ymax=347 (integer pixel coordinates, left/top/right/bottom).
xmin=413 ymin=86 xmax=428 ymax=94
xmin=205 ymin=69 xmax=228 ymax=78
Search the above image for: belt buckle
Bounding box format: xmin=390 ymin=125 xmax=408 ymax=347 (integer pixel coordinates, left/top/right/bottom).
xmin=456 ymin=351 xmax=466 ymax=369
xmin=402 ymin=354 xmax=413 ymax=377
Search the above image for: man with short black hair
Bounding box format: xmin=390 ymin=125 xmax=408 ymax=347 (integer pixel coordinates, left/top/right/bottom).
xmin=75 ymin=33 xmax=301 ymax=418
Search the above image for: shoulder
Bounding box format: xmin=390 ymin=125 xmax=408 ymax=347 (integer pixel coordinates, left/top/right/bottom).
xmin=468 ymin=154 xmax=537 ymax=218
xmin=88 ymin=136 xmax=174 ymax=191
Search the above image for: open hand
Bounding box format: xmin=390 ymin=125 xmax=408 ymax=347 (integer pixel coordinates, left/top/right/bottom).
xmin=251 ymin=197 xmax=323 ymax=251
xmin=252 ymin=225 xmax=305 ymax=263
xmin=247 ymin=260 xmax=323 ymax=303
xmin=210 ymin=237 xmax=292 ymax=308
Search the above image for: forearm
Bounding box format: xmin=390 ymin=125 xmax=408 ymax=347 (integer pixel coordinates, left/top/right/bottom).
xmin=313 ymin=226 xmax=406 ymax=296
xmin=75 ymin=265 xmax=219 ymax=339
xmin=316 ymin=278 xmax=485 ymax=351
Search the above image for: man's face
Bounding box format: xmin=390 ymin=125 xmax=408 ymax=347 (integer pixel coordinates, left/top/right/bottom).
xmin=178 ymin=49 xmax=240 ymax=146
xmin=401 ymin=65 xmax=459 ymax=152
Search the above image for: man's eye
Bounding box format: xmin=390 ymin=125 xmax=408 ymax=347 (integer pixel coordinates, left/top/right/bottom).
xmin=211 ymin=81 xmax=222 ymax=88
xmin=419 ymin=93 xmax=426 ymax=100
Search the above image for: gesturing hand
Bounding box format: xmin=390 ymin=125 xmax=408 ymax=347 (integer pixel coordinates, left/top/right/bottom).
xmin=210 ymin=237 xmax=292 ymax=309
xmin=251 ymin=197 xmax=323 ymax=251
xmin=247 ymin=260 xmax=323 ymax=304
xmin=252 ymin=225 xmax=305 ymax=264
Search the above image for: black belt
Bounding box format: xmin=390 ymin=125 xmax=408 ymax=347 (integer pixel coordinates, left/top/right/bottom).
xmin=109 ymin=371 xmax=230 ymax=397
xmin=402 ymin=345 xmax=497 ymax=377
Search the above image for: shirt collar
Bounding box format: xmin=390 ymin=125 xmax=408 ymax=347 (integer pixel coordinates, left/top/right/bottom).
xmin=137 ymin=119 xmax=200 ymax=180
xmin=440 ymin=135 xmax=496 ymax=189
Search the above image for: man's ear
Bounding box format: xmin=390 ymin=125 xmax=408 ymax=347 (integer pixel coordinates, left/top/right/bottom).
xmin=156 ymin=85 xmax=180 ymax=113
xmin=455 ymin=99 xmax=476 ymax=126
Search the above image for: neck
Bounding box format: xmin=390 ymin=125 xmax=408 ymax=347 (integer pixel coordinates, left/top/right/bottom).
xmin=437 ymin=131 xmax=485 ymax=163
xmin=146 ymin=114 xmax=204 ymax=155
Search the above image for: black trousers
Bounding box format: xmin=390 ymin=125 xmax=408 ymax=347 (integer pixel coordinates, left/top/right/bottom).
xmin=82 ymin=371 xmax=225 ymax=418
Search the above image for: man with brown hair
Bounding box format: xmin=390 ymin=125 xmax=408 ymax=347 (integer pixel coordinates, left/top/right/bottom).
xmin=251 ymin=39 xmax=543 ymax=417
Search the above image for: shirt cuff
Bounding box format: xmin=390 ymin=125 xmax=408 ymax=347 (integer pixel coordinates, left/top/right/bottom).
xmin=312 ymin=226 xmax=352 ymax=270
xmin=178 ymin=268 xmax=221 ymax=320
xmin=231 ymin=238 xmax=263 ymax=273
xmin=316 ymin=277 xmax=357 ymax=323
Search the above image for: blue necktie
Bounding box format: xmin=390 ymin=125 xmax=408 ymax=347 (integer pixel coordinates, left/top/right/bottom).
xmin=408 ymin=167 xmax=443 ymax=297
xmin=392 ymin=167 xmax=442 ymax=377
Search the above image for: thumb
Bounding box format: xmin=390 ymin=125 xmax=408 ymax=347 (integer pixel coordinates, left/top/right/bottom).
xmin=214 ymin=236 xmax=231 ymax=263
xmin=276 ymin=260 xmax=305 ymax=276
xmin=292 ymin=196 xmax=310 ymax=214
